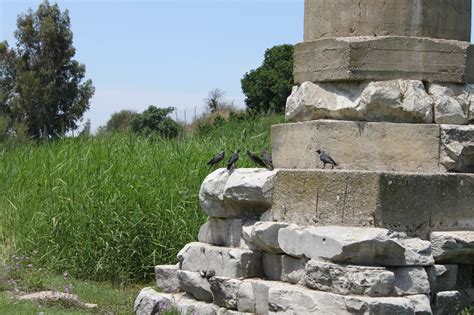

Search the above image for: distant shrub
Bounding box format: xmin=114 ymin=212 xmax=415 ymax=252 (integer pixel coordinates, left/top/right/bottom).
xmin=130 ymin=106 xmax=182 ymax=138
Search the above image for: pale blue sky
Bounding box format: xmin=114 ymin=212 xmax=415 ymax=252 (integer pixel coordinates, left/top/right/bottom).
xmin=1 ymin=1 xmax=473 ymax=131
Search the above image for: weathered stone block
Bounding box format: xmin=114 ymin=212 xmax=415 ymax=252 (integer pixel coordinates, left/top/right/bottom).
xmin=456 ymin=265 xmax=474 ymax=289
xmin=209 ymin=276 xmax=242 ymax=310
xmin=303 ymin=260 xmax=395 ymax=297
xmin=198 ymin=218 xmax=256 ymax=249
xmin=286 ymin=80 xmax=433 ymax=123
xmin=176 ymin=270 xmax=213 ymax=303
xmin=431 ymin=231 xmax=474 ymax=264
xmin=267 ymin=283 xmax=416 ymax=314
xmin=272 ymin=120 xmax=441 ymax=173
xmin=440 ymin=125 xmax=474 ymax=173
xmin=177 ymin=242 xmax=262 ymax=279
xmin=426 ymin=265 xmax=458 ymax=293
xmin=390 ymin=267 xmax=431 ymax=296
xmin=199 ymin=168 xmax=275 ymax=218
xmin=294 ymin=36 xmax=474 ymax=84
xmin=155 ymin=265 xmax=180 ymax=293
xmin=278 ymin=225 xmax=433 ymax=266
xmin=304 ymin=0 xmax=471 ymax=42
xmin=271 ymin=170 xmax=474 ymax=237
xmin=263 ymin=253 xmax=307 ymax=284
xmin=242 ymin=221 xmax=288 ymax=254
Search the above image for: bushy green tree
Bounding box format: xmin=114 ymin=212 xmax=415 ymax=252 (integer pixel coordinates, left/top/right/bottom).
xmin=105 ymin=110 xmax=138 ymax=133
xmin=130 ymin=106 xmax=181 ymax=138
xmin=0 ymin=1 xmax=94 ymax=139
xmin=241 ymin=44 xmax=294 ymax=114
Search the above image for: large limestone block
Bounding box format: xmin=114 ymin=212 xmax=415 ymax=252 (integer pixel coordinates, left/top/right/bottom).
xmin=272 ymin=120 xmax=441 ymax=173
xmin=286 ymin=80 xmax=433 ymax=123
xmin=294 ymin=36 xmax=474 ymax=84
xmin=428 ymin=84 xmax=473 ymax=125
xmin=242 ymin=221 xmax=289 ymax=254
xmin=267 ymin=283 xmax=416 ymax=314
xmin=278 ymin=225 xmax=434 ymax=266
xmin=431 ymin=231 xmax=474 ymax=264
xmin=198 ymin=218 xmax=256 ymax=249
xmin=177 ymin=242 xmax=262 ymax=279
xmin=440 ymin=125 xmax=474 ymax=173
xmin=155 ymin=264 xmax=180 ymax=293
xmin=199 ymin=168 xmax=275 ymax=218
xmin=304 ymin=0 xmax=471 ymax=42
xmin=263 ymin=254 xmax=307 ymax=284
xmin=270 ymin=170 xmax=474 ymax=237
xmin=176 ymin=270 xmax=213 ymax=303
xmin=390 ymin=267 xmax=431 ymax=296
xmin=303 ymin=260 xmax=395 ymax=297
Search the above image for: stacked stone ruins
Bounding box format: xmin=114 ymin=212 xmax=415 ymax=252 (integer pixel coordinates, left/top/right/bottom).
xmin=135 ymin=0 xmax=474 ymax=314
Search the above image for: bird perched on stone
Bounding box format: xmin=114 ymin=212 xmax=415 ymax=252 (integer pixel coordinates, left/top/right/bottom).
xmin=247 ymin=150 xmax=267 ymax=168
xmin=207 ymin=151 xmax=225 ymax=169
xmin=227 ymin=149 xmax=240 ymax=171
xmin=262 ymin=148 xmax=274 ymax=170
xmin=316 ymin=149 xmax=337 ymax=169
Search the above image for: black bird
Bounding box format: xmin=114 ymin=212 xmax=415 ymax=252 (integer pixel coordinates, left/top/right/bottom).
xmin=262 ymin=148 xmax=274 ymax=170
xmin=207 ymin=151 xmax=225 ymax=169
xmin=317 ymin=149 xmax=337 ymax=169
xmin=227 ymin=149 xmax=240 ymax=171
xmin=247 ymin=150 xmax=267 ymax=168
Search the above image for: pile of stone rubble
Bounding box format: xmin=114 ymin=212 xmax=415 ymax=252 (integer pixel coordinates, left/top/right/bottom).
xmin=135 ymin=169 xmax=474 ymax=315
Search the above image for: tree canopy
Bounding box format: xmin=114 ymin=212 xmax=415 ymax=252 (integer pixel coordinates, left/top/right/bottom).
xmin=0 ymin=0 xmax=94 ymax=139
xmin=241 ymin=44 xmax=294 ymax=114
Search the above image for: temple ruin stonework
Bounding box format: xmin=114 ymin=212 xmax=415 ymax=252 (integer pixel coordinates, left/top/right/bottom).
xmin=135 ymin=1 xmax=474 ymax=314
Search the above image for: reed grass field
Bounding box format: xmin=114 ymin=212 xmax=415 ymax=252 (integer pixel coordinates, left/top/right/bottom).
xmin=0 ymin=114 xmax=284 ymax=284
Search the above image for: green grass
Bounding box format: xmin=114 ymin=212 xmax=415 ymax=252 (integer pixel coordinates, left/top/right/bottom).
xmin=0 ymin=114 xmax=284 ymax=284
xmin=0 ymin=272 xmax=141 ymax=314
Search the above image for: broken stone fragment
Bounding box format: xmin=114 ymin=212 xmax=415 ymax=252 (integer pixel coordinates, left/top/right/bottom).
xmin=176 ymin=270 xmax=213 ymax=303
xmin=134 ymin=288 xmax=176 ymax=315
xmin=428 ymin=83 xmax=473 ymax=125
xmin=303 ymin=260 xmax=395 ymax=297
xmin=286 ymin=80 xmax=433 ymax=123
xmin=154 ymin=264 xmax=181 ymax=293
xmin=278 ymin=225 xmax=434 ymax=266
xmin=18 ymin=291 xmax=97 ymax=310
xmin=177 ymin=242 xmax=262 ymax=279
xmin=199 ymin=168 xmax=276 ymax=218
xmin=430 ymin=231 xmax=474 ymax=264
xmin=134 ymin=289 xmax=218 ymax=315
xmin=440 ymin=125 xmax=474 ymax=173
